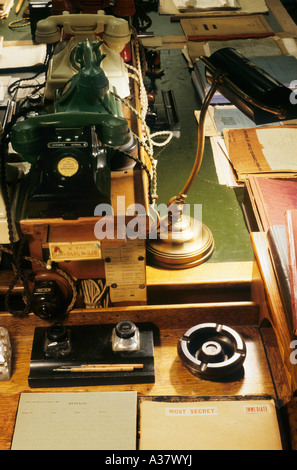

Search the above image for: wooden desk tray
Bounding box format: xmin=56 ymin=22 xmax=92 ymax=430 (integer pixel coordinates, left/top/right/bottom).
xmin=0 ymin=300 xmax=293 ymax=449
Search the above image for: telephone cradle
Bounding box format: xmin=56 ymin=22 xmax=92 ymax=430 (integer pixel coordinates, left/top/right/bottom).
xmin=28 ymin=322 xmax=156 ymax=387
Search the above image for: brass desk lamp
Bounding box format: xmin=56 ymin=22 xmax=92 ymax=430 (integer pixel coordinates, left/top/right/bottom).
xmin=147 ymin=47 xmax=297 ymax=269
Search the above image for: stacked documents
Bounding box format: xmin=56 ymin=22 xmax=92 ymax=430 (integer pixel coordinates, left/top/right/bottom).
xmin=173 ymin=0 xmax=240 ymax=12
xmin=165 ymin=0 xmax=268 ymax=14
xmin=192 ymin=51 xmax=297 ymax=187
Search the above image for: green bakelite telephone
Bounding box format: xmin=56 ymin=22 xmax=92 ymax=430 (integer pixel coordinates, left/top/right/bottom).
xmin=10 ymin=39 xmax=133 ymax=219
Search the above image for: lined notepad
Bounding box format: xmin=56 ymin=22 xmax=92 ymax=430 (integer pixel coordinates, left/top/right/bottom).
xmin=11 ymin=391 xmax=137 ymax=450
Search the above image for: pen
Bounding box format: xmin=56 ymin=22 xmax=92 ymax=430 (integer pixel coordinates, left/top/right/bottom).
xmin=53 ymin=363 xmax=144 ymax=373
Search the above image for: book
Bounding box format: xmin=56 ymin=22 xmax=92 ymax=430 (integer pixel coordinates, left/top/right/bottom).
xmin=181 ymin=15 xmax=274 ymax=41
xmin=243 ymin=176 xmax=297 ymax=232
xmin=11 ymin=391 xmax=137 ymax=450
xmin=213 ymin=105 xmax=256 ymax=133
xmin=285 ymin=210 xmax=297 ymax=336
xmin=267 ymin=225 xmax=293 ymax=334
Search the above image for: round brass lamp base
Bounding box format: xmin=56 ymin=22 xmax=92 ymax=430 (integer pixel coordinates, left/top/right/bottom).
xmin=146 ymin=216 xmax=214 ymax=270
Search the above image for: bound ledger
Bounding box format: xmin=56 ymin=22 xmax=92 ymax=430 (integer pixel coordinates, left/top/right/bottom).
xmin=243 ymin=176 xmax=297 ymax=232
xmin=267 ymin=225 xmax=294 ymax=335
xmin=242 ymin=176 xmax=297 ymax=335
xmin=285 ymin=210 xmax=297 ymax=336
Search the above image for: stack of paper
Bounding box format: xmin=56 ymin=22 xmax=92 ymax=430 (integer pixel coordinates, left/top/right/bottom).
xmin=0 ymin=44 xmax=47 ymax=70
xmin=210 ymin=135 xmax=239 ymax=187
xmin=0 ymin=0 xmax=13 ymax=18
xmin=173 ymin=0 xmax=240 ymax=12
xmin=224 ymin=126 xmax=297 ymax=183
xmin=159 ymin=0 xmax=269 ymax=15
xmin=266 ymin=210 xmax=297 ymax=338
xmin=244 ymin=176 xmax=297 ymax=231
xmin=11 ymin=391 xmax=137 ymax=450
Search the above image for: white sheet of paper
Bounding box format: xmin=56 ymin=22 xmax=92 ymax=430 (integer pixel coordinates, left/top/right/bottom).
xmin=0 ymin=44 xmax=47 ymax=69
xmin=210 ymin=136 xmax=241 ymax=187
xmin=173 ymin=0 xmax=239 ymax=10
xmin=11 ymin=391 xmax=137 ymax=450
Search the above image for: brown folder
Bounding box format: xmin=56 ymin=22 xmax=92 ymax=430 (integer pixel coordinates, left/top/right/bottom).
xmin=224 ymin=126 xmax=297 ymax=182
xmin=181 ymin=15 xmax=274 ymax=41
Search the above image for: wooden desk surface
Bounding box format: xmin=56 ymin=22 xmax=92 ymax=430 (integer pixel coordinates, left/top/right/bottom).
xmin=0 ymin=301 xmax=285 ymax=450
xmin=0 ymin=0 xmax=296 ymax=450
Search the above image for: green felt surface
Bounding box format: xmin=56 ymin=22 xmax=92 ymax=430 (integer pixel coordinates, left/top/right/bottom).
xmin=149 ymin=48 xmax=253 ymax=263
xmin=3 ymin=6 xmax=283 ymax=263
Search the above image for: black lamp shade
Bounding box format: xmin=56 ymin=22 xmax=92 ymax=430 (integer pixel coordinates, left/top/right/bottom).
xmin=202 ymin=47 xmax=297 ymax=125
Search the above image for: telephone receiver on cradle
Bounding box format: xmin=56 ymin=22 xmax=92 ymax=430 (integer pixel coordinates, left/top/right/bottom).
xmin=35 ymin=10 xmax=131 ymax=100
xmin=10 ymin=39 xmax=133 ymax=220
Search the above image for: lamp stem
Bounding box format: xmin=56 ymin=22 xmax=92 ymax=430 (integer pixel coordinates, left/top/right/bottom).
xmin=169 ymin=72 xmax=222 ymax=206
xmin=147 ymin=69 xmax=222 ymax=267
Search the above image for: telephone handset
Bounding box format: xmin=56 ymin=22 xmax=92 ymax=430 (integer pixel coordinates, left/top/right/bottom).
xmin=36 ymin=10 xmax=131 ymax=100
xmin=35 ymin=10 xmax=131 ymax=52
xmin=10 ymin=111 xmax=130 ymax=164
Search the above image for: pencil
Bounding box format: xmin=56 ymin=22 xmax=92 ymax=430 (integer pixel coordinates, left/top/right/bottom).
xmin=15 ymin=0 xmax=24 ymax=14
xmin=53 ymin=363 xmax=144 ymax=373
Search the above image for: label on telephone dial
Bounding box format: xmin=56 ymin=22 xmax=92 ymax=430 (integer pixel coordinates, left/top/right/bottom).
xmin=57 ymin=157 xmax=79 ymax=177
